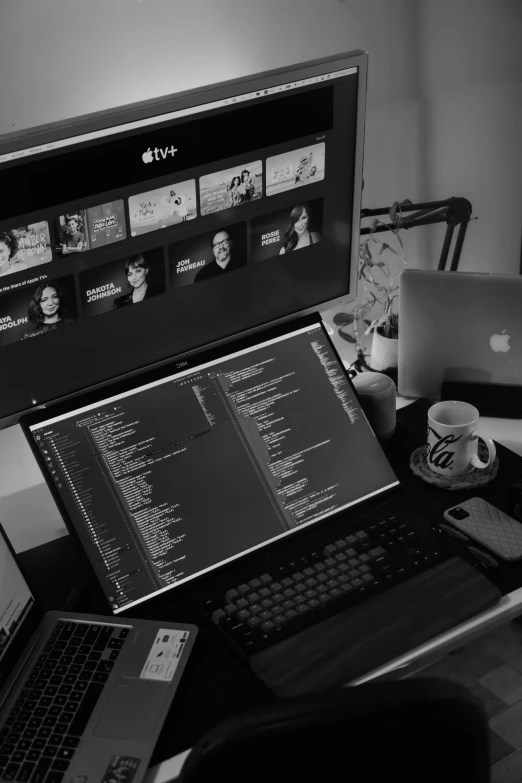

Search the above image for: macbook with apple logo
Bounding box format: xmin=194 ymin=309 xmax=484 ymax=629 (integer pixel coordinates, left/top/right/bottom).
xmin=398 ymin=269 xmax=522 ymax=400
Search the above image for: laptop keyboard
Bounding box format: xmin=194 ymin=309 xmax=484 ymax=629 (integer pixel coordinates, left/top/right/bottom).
xmin=0 ymin=620 xmax=129 ymax=783
xmin=203 ymin=512 xmax=447 ymax=655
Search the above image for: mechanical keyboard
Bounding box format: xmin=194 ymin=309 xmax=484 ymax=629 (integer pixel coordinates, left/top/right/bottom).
xmin=0 ymin=620 xmax=128 ymax=783
xmin=203 ymin=512 xmax=447 ymax=656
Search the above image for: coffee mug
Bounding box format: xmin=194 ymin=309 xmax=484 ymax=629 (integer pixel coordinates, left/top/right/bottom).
xmin=427 ymin=400 xmax=496 ymax=477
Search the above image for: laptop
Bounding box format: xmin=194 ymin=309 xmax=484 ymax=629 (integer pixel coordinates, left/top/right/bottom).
xmin=20 ymin=313 xmax=501 ymax=697
xmin=0 ymin=521 xmax=196 ymax=783
xmin=398 ymin=269 xmax=522 ymax=399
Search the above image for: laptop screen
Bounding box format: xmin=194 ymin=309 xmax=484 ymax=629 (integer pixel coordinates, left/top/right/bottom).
xmin=0 ymin=527 xmax=35 ymax=665
xmin=26 ymin=318 xmax=399 ymax=613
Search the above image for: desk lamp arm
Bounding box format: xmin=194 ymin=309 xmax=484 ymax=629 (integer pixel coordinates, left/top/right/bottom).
xmin=360 ymin=197 xmax=472 ymax=271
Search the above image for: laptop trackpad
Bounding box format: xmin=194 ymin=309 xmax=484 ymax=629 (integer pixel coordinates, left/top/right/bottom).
xmin=94 ymin=677 xmax=169 ymax=740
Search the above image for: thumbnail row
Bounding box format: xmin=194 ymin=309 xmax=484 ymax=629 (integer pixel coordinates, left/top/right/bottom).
xmin=0 ymin=200 xmax=323 ymax=348
xmin=0 ymin=142 xmax=326 ymax=278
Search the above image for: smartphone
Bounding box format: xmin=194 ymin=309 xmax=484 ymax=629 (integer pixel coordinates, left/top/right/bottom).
xmin=443 ymin=497 xmax=522 ymax=562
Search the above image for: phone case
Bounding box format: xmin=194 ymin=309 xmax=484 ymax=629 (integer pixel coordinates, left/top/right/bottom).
xmin=443 ymin=497 xmax=522 ymax=561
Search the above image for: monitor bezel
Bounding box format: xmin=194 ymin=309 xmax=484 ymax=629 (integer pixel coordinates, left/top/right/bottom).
xmin=0 ymin=50 xmax=368 ymax=429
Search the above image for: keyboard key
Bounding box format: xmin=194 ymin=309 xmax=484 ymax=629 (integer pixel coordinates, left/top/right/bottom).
xmin=3 ymin=762 xmax=20 ymax=780
xmin=16 ymin=761 xmax=35 ymax=782
xmin=83 ymin=626 xmax=101 ymax=647
xmin=56 ymin=747 xmax=74 ymax=760
xmin=46 ymin=771 xmax=65 ymax=783
xmin=29 ymin=757 xmax=51 ymax=783
xmin=93 ymin=627 xmax=114 ymax=652
xmin=96 ymin=661 xmax=114 ymax=672
xmin=68 ymin=683 xmax=103 ymax=736
xmin=61 ymin=737 xmax=80 ymax=748
xmin=51 ymin=759 xmax=70 ymax=771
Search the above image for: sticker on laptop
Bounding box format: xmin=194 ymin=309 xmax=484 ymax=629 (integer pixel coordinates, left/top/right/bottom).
xmin=140 ymin=629 xmax=190 ymax=682
xmin=101 ymin=755 xmax=141 ymax=783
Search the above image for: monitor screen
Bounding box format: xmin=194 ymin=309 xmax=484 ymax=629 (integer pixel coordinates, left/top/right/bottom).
xmin=0 ymin=50 xmax=367 ymax=427
xmin=0 ymin=525 xmax=35 ymax=664
xmin=26 ymin=315 xmax=398 ymax=614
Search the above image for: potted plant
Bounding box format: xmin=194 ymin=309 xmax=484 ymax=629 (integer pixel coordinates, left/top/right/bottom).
xmin=333 ymin=200 xmax=410 ymax=376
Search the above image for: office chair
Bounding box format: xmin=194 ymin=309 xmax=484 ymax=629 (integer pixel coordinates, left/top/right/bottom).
xmin=178 ymin=677 xmax=491 ymax=782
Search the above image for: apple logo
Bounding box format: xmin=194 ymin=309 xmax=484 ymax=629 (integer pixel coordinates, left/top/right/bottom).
xmin=489 ymin=329 xmax=511 ymax=353
xmin=142 ymin=148 xmax=153 ymax=164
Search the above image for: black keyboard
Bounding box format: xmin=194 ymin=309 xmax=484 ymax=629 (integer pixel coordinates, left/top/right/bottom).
xmin=203 ymin=512 xmax=447 ymax=655
xmin=0 ymin=620 xmax=129 ymax=783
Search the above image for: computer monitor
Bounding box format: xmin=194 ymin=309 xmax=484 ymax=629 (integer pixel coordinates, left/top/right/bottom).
xmin=0 ymin=50 xmax=367 ymax=428
xmin=23 ymin=314 xmax=398 ymax=613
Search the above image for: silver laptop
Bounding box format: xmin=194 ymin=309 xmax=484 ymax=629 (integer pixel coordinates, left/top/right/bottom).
xmin=0 ymin=522 xmax=196 ymax=783
xmin=398 ymin=269 xmax=522 ymax=399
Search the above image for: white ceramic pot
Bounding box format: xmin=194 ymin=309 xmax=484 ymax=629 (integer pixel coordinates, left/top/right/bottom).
xmin=370 ymin=328 xmax=399 ymax=371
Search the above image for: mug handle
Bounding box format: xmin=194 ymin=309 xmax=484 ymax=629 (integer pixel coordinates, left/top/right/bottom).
xmin=470 ymin=429 xmax=496 ymax=470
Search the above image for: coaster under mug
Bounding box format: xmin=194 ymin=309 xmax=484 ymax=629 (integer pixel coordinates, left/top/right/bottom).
xmin=410 ymin=442 xmax=499 ymax=490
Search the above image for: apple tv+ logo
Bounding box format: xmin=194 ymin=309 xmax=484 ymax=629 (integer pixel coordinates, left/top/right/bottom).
xmin=142 ymin=145 xmax=178 ymax=164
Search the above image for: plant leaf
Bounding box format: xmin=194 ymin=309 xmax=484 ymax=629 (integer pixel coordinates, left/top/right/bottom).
xmin=332 ymin=312 xmax=354 ymax=326
xmin=338 ymin=329 xmax=357 ymax=344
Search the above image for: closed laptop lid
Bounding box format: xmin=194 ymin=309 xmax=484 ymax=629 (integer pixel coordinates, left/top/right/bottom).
xmin=398 ymin=270 xmax=522 ymax=399
xmin=21 ymin=313 xmax=400 ymax=616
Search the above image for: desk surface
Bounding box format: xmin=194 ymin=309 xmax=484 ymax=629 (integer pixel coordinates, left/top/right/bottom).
xmin=17 ymin=396 xmax=522 ymax=783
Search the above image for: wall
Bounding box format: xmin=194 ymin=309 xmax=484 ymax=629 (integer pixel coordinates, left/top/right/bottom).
xmin=415 ymin=0 xmax=522 ymax=273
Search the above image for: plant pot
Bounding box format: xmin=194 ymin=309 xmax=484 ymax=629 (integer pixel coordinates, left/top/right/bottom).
xmin=370 ymin=328 xmax=398 ymax=372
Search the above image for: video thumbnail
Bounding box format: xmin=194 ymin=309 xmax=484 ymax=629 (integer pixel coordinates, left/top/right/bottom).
xmin=79 ymin=247 xmax=166 ymax=318
xmin=86 ymin=200 xmax=127 ymax=248
xmin=251 ymin=199 xmax=323 ymax=263
xmin=169 ymin=223 xmax=247 ymax=289
xmin=265 ymin=142 xmax=325 ymax=196
xmin=128 ymin=180 xmax=197 ymax=237
xmin=0 ymin=274 xmax=77 ymax=347
xmin=199 ymin=162 xmax=262 ymax=216
xmin=54 ymin=212 xmax=89 ymax=256
xmin=0 ymin=222 xmax=52 ymax=277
